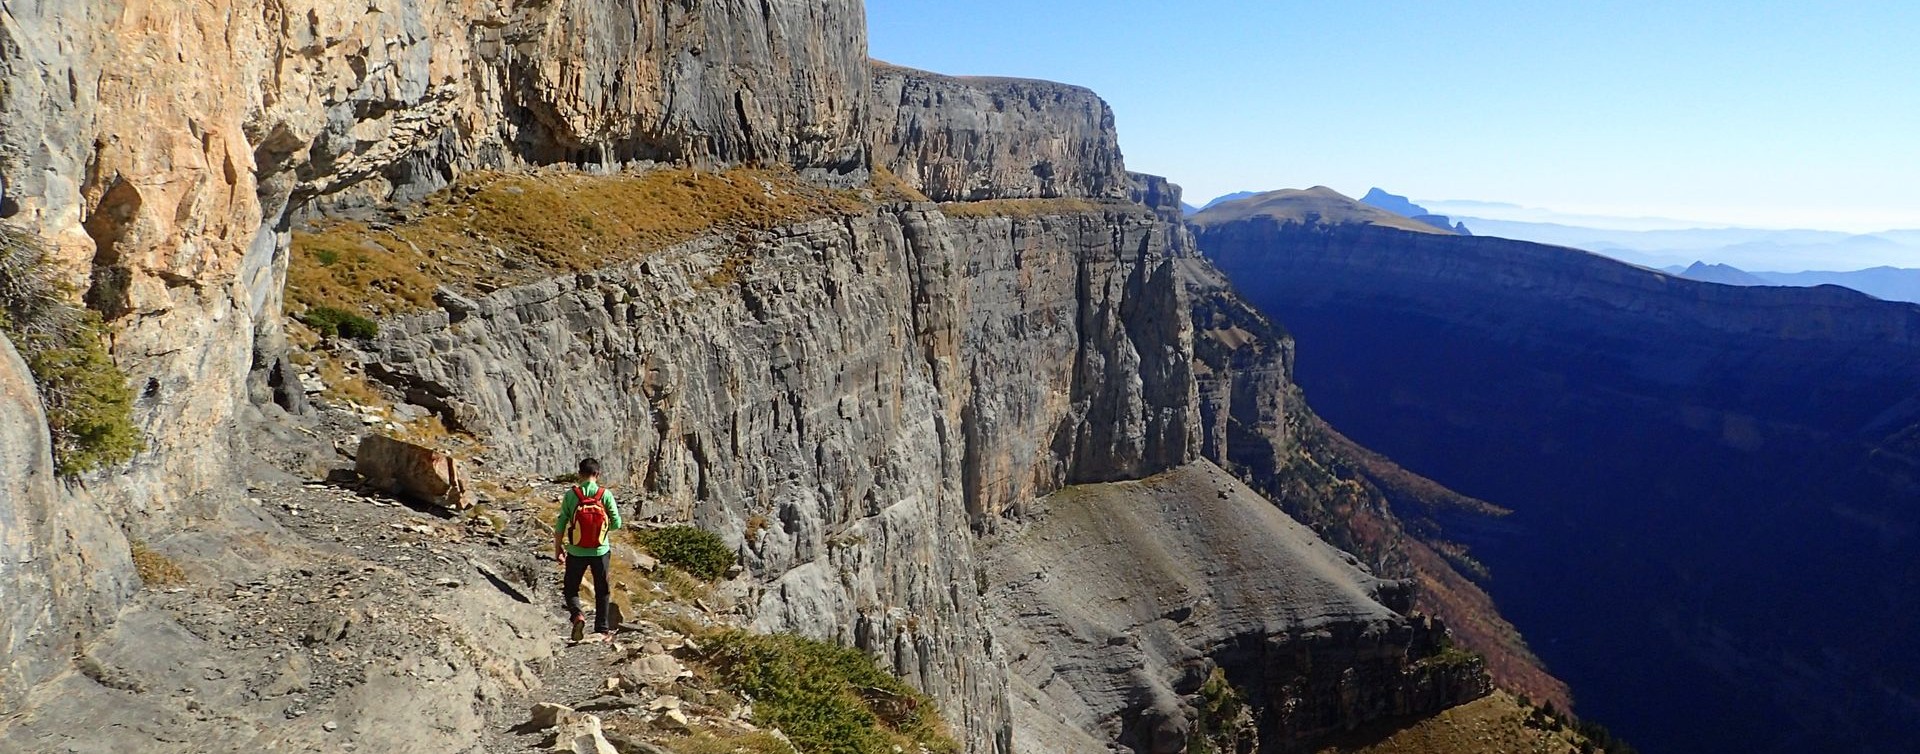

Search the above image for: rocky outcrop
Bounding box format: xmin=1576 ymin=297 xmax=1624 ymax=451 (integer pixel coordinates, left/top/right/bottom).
xmin=872 ymin=62 xmax=1128 ymax=202
xmin=1196 ymin=218 xmax=1920 ymax=753
xmin=986 ymin=462 xmax=1488 ymax=754
xmin=354 ymin=434 xmax=475 ymax=511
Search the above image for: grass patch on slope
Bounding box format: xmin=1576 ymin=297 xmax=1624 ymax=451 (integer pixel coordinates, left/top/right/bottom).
xmin=288 ymin=168 xmax=868 ymax=317
xmin=1315 ymin=691 xmax=1615 ymax=754
xmin=699 ymin=631 xmax=959 ymax=754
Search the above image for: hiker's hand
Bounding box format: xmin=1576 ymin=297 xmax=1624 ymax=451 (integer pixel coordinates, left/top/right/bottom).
xmin=554 ymin=545 xmax=565 ymax=563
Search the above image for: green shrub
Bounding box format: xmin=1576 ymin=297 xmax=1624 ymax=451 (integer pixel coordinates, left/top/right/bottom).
xmin=702 ymin=631 xmax=958 ymax=754
xmin=299 ymin=305 xmax=379 ymax=340
xmin=1188 ymin=667 xmax=1250 ymax=754
xmin=0 ymin=226 xmax=143 ymax=475
xmin=634 ymin=525 xmax=735 ymax=580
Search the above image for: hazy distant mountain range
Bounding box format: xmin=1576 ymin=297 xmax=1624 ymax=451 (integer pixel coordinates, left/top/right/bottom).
xmin=1411 ymin=199 xmax=1920 ymax=272
xmin=1668 ymin=262 xmax=1920 ymax=303
xmin=1190 ymin=188 xmax=1920 ymax=300
xmin=1359 ymin=189 xmax=1473 ymax=235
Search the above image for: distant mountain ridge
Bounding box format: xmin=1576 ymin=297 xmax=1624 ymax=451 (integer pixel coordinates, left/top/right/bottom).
xmin=1193 ymin=186 xmax=1463 ymax=235
xmin=1361 ymin=188 xmax=1473 ymax=234
xmin=1421 ymin=205 xmax=1920 ymax=271
xmin=1666 ymin=260 xmax=1920 ymax=303
xmin=1196 ymin=190 xmax=1261 ymax=213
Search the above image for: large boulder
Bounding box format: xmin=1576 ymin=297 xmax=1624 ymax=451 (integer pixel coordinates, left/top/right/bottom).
xmin=354 ymin=435 xmax=474 ymax=510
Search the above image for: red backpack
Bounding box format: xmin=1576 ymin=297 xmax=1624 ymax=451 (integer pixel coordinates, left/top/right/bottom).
xmin=566 ymin=486 xmax=609 ymax=550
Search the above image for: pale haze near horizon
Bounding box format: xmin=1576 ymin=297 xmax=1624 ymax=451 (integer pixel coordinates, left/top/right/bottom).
xmin=865 ymin=1 xmax=1920 ymax=235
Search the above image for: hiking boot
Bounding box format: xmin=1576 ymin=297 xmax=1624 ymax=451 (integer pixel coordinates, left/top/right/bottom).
xmin=569 ymin=616 xmax=586 ymax=643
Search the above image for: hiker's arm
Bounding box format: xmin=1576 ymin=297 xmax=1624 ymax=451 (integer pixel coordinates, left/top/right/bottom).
xmin=607 ymin=490 xmax=623 ymax=531
xmin=553 ymin=496 xmax=574 ymax=559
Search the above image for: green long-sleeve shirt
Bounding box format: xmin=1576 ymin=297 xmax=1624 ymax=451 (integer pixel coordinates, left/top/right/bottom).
xmin=555 ymin=480 xmax=622 ymax=557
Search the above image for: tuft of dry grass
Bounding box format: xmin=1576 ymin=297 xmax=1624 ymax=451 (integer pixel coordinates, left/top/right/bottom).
xmin=868 ymin=165 xmax=929 ymax=203
xmin=315 ymin=355 xmax=386 ymax=408
xmin=287 ymin=168 xmax=869 ymax=317
xmin=129 ymin=540 xmax=186 ymax=588
xmin=663 ymin=731 xmax=797 ymax=754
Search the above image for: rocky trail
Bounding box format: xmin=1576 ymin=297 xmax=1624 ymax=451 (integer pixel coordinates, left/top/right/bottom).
xmin=1 ymin=389 xmax=779 ymax=754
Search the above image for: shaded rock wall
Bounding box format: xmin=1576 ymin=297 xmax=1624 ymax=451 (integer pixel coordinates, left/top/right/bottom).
xmin=1195 ymin=218 xmax=1920 ymax=753
xmin=1181 ymin=254 xmax=1570 ymax=708
xmin=872 ymin=62 xmax=1128 ymax=201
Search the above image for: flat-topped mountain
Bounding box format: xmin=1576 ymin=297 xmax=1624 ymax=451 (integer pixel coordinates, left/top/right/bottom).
xmin=1195 ymin=215 xmax=1920 ymax=753
xmin=1195 ymin=187 xmax=1456 ymax=235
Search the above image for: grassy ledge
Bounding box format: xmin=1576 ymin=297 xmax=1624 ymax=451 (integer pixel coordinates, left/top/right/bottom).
xmin=287 ymin=167 xmax=870 ymax=318
xmin=935 ymin=197 xmax=1124 ymax=218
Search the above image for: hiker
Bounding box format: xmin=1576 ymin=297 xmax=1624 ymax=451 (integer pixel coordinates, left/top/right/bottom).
xmin=555 ymin=457 xmax=622 ymax=641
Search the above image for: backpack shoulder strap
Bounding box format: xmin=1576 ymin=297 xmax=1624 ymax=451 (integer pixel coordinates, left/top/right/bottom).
xmin=575 ymin=485 xmax=602 ymax=506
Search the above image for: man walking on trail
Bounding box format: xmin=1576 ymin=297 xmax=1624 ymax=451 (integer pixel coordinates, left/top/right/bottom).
xmin=555 ymin=457 xmax=622 ymax=642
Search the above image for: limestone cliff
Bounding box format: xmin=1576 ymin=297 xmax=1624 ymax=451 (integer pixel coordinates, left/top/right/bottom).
xmin=872 ymin=62 xmax=1128 ymax=201
xmin=0 ymin=0 xmax=875 ymax=697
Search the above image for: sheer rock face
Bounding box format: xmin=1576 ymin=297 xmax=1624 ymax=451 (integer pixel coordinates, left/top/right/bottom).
xmin=872 ymin=62 xmax=1129 ymax=202
xmin=367 ymin=207 xmax=1005 ymax=748
xmin=947 ymin=209 xmax=1199 ymax=520
xmin=363 ymin=202 xmax=1202 ymax=750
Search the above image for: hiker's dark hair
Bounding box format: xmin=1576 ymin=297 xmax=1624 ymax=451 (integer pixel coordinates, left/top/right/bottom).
xmin=578 ymin=457 xmax=602 ymax=478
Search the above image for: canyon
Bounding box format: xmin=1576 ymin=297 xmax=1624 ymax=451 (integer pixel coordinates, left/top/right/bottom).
xmin=1195 ymin=191 xmax=1920 ymax=753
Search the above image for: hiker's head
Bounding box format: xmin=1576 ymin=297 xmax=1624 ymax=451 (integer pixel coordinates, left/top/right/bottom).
xmin=578 ymin=457 xmax=601 ymax=480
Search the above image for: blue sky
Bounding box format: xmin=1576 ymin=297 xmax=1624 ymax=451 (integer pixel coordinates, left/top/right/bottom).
xmin=866 ymin=1 xmax=1920 ymax=232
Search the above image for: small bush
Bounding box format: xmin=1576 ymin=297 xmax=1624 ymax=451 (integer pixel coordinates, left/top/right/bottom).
xmin=1189 ymin=667 xmax=1250 ymax=754
xmin=702 ymin=631 xmax=959 ymax=754
xmin=299 ymin=305 xmax=378 ymax=340
xmin=634 ymin=525 xmax=735 ymax=581
xmin=0 ymin=226 xmax=143 ymax=475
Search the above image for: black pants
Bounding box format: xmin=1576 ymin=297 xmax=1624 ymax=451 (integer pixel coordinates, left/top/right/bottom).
xmin=562 ymin=553 xmax=612 ymax=632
